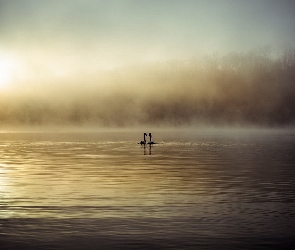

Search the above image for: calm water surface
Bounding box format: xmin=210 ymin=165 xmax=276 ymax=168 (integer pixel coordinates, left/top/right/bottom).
xmin=0 ymin=130 xmax=295 ymax=249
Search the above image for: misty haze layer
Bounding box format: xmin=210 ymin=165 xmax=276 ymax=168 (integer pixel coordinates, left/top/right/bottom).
xmin=1 ymin=49 xmax=295 ymax=128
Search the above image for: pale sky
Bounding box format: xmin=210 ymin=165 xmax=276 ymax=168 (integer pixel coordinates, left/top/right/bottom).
xmin=1 ymin=0 xmax=295 ymax=81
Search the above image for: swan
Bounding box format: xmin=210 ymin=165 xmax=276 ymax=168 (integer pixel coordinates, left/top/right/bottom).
xmin=139 ymin=133 xmax=147 ymax=145
xmin=147 ymin=132 xmax=156 ymax=144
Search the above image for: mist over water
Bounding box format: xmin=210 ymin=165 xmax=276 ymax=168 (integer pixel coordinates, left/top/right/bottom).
xmin=1 ymin=49 xmax=295 ymax=128
xmin=1 ymin=2 xmax=295 ymax=248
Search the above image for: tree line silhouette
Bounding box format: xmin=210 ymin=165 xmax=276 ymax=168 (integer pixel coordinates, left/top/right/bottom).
xmin=0 ymin=48 xmax=294 ymax=127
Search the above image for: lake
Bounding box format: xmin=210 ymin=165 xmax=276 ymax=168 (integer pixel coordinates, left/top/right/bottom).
xmin=0 ymin=129 xmax=295 ymax=249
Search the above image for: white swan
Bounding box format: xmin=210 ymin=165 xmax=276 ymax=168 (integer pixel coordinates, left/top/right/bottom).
xmin=147 ymin=132 xmax=156 ymax=144
xmin=139 ymin=133 xmax=147 ymax=145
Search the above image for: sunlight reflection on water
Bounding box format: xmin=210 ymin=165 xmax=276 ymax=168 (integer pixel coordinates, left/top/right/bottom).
xmin=0 ymin=130 xmax=295 ymax=249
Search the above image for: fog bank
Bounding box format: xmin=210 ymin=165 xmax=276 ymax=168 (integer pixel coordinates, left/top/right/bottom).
xmin=1 ymin=49 xmax=295 ymax=128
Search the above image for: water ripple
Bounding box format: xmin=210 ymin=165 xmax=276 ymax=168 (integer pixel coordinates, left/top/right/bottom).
xmin=0 ymin=131 xmax=295 ymax=248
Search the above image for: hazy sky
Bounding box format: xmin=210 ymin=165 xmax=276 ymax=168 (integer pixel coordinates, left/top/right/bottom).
xmin=0 ymin=0 xmax=295 ymax=127
xmin=1 ymin=0 xmax=295 ymax=78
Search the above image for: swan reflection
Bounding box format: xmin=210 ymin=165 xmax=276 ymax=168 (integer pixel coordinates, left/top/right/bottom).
xmin=143 ymin=144 xmax=152 ymax=155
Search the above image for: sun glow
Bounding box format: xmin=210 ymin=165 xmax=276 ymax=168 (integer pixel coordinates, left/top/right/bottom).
xmin=0 ymin=51 xmax=25 ymax=89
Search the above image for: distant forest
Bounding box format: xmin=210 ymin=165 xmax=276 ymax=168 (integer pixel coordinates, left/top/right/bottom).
xmin=1 ymin=48 xmax=295 ymax=127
